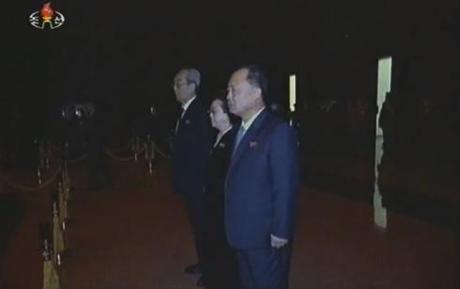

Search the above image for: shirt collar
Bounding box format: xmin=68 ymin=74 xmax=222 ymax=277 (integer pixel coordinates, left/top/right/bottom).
xmin=182 ymin=96 xmax=197 ymax=113
xmin=214 ymin=125 xmax=233 ymax=147
xmin=241 ymin=107 xmax=265 ymax=131
xmin=222 ymin=126 xmax=233 ymax=136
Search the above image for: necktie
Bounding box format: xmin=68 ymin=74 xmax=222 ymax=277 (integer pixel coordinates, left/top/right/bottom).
xmin=232 ymin=125 xmax=246 ymax=155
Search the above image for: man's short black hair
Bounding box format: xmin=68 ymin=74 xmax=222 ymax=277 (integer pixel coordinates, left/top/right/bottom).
xmin=238 ymin=64 xmax=268 ymax=104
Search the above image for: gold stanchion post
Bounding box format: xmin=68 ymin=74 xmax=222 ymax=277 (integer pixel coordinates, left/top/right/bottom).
xmin=37 ymin=168 xmax=42 ymax=185
xmin=43 ymin=239 xmax=60 ymax=289
xmin=52 ymin=202 xmax=64 ymax=265
xmin=58 ymin=188 xmax=66 ymax=231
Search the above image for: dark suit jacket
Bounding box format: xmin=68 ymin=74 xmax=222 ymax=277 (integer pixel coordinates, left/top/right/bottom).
xmin=172 ymin=98 xmax=214 ymax=197
xmin=225 ymin=109 xmax=300 ymax=250
xmin=205 ymin=129 xmax=236 ymax=204
xmin=203 ymin=129 xmax=240 ymax=289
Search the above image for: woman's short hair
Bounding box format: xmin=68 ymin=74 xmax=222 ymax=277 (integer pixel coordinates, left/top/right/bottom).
xmin=213 ymin=92 xmax=239 ymax=125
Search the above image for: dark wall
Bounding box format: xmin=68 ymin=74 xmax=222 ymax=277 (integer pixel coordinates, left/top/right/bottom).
xmin=2 ymin=0 xmax=460 ymax=151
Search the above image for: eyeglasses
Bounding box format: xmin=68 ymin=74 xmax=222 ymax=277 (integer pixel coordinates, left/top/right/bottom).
xmin=172 ymin=81 xmax=189 ymax=89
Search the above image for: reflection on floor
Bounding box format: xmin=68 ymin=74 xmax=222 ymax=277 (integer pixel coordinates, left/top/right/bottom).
xmin=1 ymin=160 xmax=459 ymax=289
xmin=307 ymin=152 xmax=460 ymax=228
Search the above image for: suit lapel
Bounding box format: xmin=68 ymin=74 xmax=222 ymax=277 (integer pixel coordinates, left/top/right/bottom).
xmin=229 ymin=110 xmax=269 ymax=170
xmin=177 ymin=98 xmax=198 ymax=133
xmin=210 ymin=129 xmax=228 ymax=155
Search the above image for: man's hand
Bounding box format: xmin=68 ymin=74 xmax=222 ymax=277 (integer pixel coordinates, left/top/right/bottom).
xmin=270 ymin=234 xmax=288 ymax=249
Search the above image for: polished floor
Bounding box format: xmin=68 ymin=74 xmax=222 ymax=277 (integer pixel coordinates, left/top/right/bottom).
xmin=1 ymin=159 xmax=459 ymax=289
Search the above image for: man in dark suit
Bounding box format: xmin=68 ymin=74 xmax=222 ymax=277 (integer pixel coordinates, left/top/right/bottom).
xmin=171 ymin=67 xmax=213 ymax=286
xmin=225 ymin=65 xmax=300 ymax=289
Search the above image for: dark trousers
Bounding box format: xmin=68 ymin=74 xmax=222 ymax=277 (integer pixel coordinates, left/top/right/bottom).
xmin=183 ymin=193 xmax=207 ymax=275
xmin=236 ymin=245 xmax=292 ymax=289
xmin=203 ymin=194 xmax=240 ymax=289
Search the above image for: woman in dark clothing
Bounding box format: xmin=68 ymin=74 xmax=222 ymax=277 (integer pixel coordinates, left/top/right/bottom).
xmin=203 ymin=96 xmax=240 ymax=289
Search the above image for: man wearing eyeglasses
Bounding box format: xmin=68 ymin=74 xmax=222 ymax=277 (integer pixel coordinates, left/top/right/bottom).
xmin=171 ymin=67 xmax=214 ymax=287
